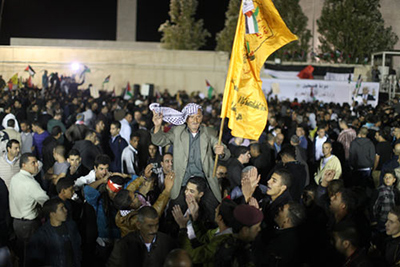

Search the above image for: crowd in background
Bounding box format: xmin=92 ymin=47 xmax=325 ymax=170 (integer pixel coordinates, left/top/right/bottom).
xmin=2 ymin=76 xmax=400 ymax=267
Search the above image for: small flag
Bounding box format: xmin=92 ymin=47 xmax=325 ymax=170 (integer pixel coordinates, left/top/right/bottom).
xmin=80 ymin=65 xmax=91 ymax=79
xmin=27 ymin=76 xmax=33 ymax=87
xmin=111 ymin=87 xmax=116 ymax=97
xmin=297 ymin=65 xmax=314 ymax=79
xmin=243 ymin=0 xmax=259 ymax=34
xmin=310 ymin=87 xmax=316 ymax=102
xmin=25 ymin=65 xmax=36 ymax=77
xmin=8 ymin=73 xmax=18 ymax=90
xmin=205 ymin=80 xmax=214 ymax=99
xmin=352 ymin=75 xmax=362 ymax=100
xmin=123 ymin=82 xmax=133 ymax=100
xmin=103 ymin=75 xmax=111 ymax=84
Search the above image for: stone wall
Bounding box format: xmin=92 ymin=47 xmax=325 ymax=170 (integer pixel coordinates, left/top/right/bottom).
xmin=0 ymin=44 xmax=229 ymax=96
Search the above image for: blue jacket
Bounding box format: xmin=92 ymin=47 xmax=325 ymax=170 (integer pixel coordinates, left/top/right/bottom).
xmin=84 ymin=185 xmax=120 ymax=239
xmin=109 ymin=135 xmax=128 ymax=172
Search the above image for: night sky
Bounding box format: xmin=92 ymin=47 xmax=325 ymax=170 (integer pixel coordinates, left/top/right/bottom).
xmin=0 ymin=0 xmax=231 ymax=50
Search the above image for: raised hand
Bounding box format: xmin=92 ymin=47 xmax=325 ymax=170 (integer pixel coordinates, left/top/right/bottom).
xmin=152 ymin=110 xmax=163 ymax=133
xmin=144 ymin=164 xmax=153 ymax=179
xmin=248 ymin=197 xmax=260 ymax=210
xmin=241 ymin=177 xmax=254 ymax=203
xmin=321 ymin=169 xmax=336 ymax=187
xmin=248 ymin=167 xmax=261 ymax=188
xmin=164 ymin=171 xmax=175 ymax=193
xmin=172 ymin=205 xmax=189 ymax=229
xmin=185 ymin=194 xmax=199 ymax=222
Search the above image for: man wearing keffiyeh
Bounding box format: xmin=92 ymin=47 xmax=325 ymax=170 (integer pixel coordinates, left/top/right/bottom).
xmin=150 ymin=103 xmax=230 ymax=209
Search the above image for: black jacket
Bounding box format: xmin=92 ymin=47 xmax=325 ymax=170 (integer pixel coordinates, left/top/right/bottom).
xmin=27 ymin=221 xmax=81 ymax=267
xmin=107 ymin=231 xmax=176 ymax=267
xmin=0 ymin=179 xmax=10 ymax=247
xmin=284 ymin=161 xmax=307 ymax=202
xmin=227 ymin=158 xmax=244 ymax=189
xmin=260 ymin=190 xmax=292 ymax=230
xmin=255 ymin=227 xmax=302 ymax=267
xmin=72 ymin=140 xmax=102 ymax=171
xmin=349 ymin=137 xmax=375 ymax=169
xmin=385 ymin=236 xmax=400 ymax=267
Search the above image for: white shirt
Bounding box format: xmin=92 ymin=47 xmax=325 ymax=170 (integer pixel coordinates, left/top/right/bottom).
xmin=9 ymin=170 xmax=49 ymax=220
xmin=322 ymin=155 xmax=333 ymax=169
xmin=315 ymin=136 xmax=327 ymax=161
xmin=75 ymin=169 xmax=96 ymax=188
xmin=121 ymin=144 xmax=138 ymax=176
xmin=120 ymin=118 xmax=132 ymax=144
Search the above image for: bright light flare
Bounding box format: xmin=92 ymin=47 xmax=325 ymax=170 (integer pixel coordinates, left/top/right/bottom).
xmin=71 ymin=62 xmax=81 ymax=72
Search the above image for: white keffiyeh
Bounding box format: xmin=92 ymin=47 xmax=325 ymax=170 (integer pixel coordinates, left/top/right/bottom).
xmin=149 ymin=103 xmax=202 ymax=125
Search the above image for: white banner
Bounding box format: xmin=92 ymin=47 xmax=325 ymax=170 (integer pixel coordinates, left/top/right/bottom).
xmin=261 ymin=79 xmax=380 ymax=107
xmin=324 ymin=72 xmax=353 ymax=81
xmin=263 ymin=69 xmax=300 ymax=79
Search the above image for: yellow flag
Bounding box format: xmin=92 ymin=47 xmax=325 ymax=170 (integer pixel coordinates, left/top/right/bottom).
xmin=221 ymin=0 xmax=297 ymax=140
xmin=9 ymin=73 xmax=18 ymax=85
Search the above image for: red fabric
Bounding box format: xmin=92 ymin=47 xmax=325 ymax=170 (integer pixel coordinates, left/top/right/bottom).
xmin=107 ymin=179 xmax=123 ymax=193
xmin=297 ymin=65 xmax=314 ymax=79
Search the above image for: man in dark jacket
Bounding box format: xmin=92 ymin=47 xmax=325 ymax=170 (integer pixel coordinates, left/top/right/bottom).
xmin=384 ymin=206 xmax=400 ymax=266
xmin=109 ymin=121 xmax=128 ymax=172
xmin=332 ymin=223 xmax=373 ymax=267
xmin=349 ymin=127 xmax=375 ymax=188
xmin=227 ymin=146 xmax=251 ymax=189
xmin=279 ymin=145 xmax=307 ymax=202
xmin=65 ymin=149 xmax=90 ymax=182
xmin=72 ymin=130 xmax=102 ymax=171
xmin=249 ymin=143 xmax=271 ymax=184
xmin=27 ymin=198 xmax=81 ymax=267
xmin=379 ymin=143 xmax=400 ymax=186
xmin=107 ymin=206 xmax=176 ymax=267
xmin=260 ymin=168 xmax=293 ymax=230
xmin=41 ymin=125 xmax=62 ymax=173
xmin=255 ymin=201 xmax=306 ymax=267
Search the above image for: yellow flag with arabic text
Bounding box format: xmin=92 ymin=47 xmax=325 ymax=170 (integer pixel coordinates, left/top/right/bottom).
xmin=221 ymin=0 xmax=297 ymax=140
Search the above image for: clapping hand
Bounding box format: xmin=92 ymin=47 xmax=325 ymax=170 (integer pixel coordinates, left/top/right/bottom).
xmin=172 ymin=205 xmax=189 ymax=229
xmin=185 ymin=194 xmax=199 ymax=222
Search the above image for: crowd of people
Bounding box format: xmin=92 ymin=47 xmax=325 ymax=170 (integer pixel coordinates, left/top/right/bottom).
xmin=2 ymin=78 xmax=400 ymax=267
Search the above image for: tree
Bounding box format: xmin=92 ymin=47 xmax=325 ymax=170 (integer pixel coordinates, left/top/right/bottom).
xmin=271 ymin=0 xmax=312 ymax=62
xmin=159 ymin=0 xmax=210 ymax=50
xmin=317 ymin=0 xmax=398 ymax=64
xmin=216 ymin=0 xmax=311 ymax=61
xmin=215 ymin=0 xmax=240 ymax=52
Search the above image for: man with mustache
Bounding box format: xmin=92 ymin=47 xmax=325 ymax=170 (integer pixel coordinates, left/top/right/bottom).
xmin=107 ymin=206 xmax=176 ymax=267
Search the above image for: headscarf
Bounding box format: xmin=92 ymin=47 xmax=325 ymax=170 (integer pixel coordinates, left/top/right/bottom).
xmin=149 ymin=103 xmax=202 ymax=125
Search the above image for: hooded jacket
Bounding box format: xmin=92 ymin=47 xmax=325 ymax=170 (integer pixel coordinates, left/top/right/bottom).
xmin=349 ymin=137 xmax=375 ymax=169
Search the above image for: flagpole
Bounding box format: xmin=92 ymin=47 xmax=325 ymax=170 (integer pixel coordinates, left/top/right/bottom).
xmin=212 ymin=117 xmax=225 ymax=178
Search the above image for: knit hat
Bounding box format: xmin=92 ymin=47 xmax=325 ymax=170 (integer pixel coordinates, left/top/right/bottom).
xmin=233 ymin=204 xmax=263 ymax=227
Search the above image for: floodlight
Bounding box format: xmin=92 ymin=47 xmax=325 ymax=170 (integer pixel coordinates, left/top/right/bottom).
xmin=71 ymin=62 xmax=81 ymax=72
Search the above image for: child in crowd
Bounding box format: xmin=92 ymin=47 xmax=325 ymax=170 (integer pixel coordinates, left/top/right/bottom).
xmin=46 ymin=145 xmax=70 ymax=197
xmin=373 ymin=171 xmax=400 ymax=232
